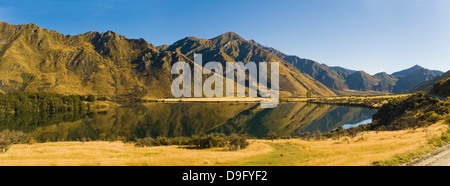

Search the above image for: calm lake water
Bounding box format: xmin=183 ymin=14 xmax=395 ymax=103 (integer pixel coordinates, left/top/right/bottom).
xmin=0 ymin=102 xmax=377 ymax=142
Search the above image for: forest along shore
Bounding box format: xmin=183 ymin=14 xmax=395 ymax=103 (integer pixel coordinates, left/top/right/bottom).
xmin=142 ymin=94 xmax=410 ymax=109
xmin=284 ymin=94 xmax=411 ymax=109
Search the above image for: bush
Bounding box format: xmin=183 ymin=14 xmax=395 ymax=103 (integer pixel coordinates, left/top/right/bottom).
xmin=266 ymin=132 xmax=280 ymax=140
xmin=429 ymin=128 xmax=450 ymax=147
xmin=97 ymin=97 xmax=108 ymax=101
xmin=371 ymin=93 xmax=448 ymax=131
xmin=0 ymin=130 xmax=27 ymax=153
xmin=390 ymin=114 xmax=423 ymax=130
xmin=79 ymin=95 xmax=86 ymax=101
xmin=86 ymin=95 xmax=96 ymax=102
xmin=191 ymin=133 xmax=227 ymax=149
xmin=135 ymin=136 xmax=192 ymax=147
xmin=419 ymin=111 xmax=441 ymax=123
xmin=135 ymin=133 xmax=249 ymax=151
xmin=227 ymin=134 xmax=249 ymax=151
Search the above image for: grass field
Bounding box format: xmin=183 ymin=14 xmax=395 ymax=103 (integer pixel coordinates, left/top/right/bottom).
xmin=239 ymin=123 xmax=447 ymax=166
xmin=0 ymin=122 xmax=447 ymax=166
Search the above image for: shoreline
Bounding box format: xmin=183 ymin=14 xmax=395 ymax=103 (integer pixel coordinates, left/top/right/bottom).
xmin=136 ymin=94 xmax=410 ymax=109
xmin=152 ymin=97 xmax=272 ymax=103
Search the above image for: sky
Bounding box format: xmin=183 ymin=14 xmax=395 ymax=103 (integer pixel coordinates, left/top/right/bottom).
xmin=0 ymin=0 xmax=449 ymax=74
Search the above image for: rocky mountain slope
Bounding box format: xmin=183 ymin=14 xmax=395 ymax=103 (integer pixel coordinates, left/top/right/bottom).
xmin=0 ymin=22 xmax=198 ymax=99
xmin=160 ymin=32 xmax=336 ymax=97
xmin=255 ymin=42 xmax=443 ymax=94
xmin=0 ymin=22 xmax=336 ymax=98
xmin=0 ymin=21 xmax=443 ymax=98
xmin=411 ymin=70 xmax=450 ymax=93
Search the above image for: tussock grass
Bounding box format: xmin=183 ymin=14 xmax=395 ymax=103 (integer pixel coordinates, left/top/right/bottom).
xmin=237 ymin=123 xmax=448 ymax=166
xmin=372 ymin=126 xmax=450 ymax=166
xmin=0 ymin=122 xmax=447 ymax=166
xmin=0 ymin=141 xmax=271 ymax=166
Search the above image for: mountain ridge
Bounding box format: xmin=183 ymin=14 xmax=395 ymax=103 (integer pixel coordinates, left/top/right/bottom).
xmin=0 ymin=22 xmax=336 ymax=98
xmin=0 ymin=21 xmax=444 ymax=97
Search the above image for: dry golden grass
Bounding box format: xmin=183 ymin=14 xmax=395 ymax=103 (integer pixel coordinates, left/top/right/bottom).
xmin=0 ymin=141 xmax=272 ymax=166
xmin=240 ymin=122 xmax=448 ymax=166
xmin=0 ymin=122 xmax=447 ymax=166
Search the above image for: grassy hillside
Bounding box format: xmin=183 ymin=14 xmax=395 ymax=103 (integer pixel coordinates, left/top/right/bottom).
xmin=430 ymin=76 xmax=450 ymax=97
xmin=0 ymin=22 xmax=193 ymax=99
xmin=370 ymin=93 xmax=449 ymax=130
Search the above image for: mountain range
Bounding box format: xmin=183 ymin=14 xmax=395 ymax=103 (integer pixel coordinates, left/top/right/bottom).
xmin=243 ymin=40 xmax=444 ymax=94
xmin=0 ymin=21 xmax=445 ymax=98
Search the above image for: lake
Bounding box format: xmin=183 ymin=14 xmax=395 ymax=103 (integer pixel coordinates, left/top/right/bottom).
xmin=0 ymin=102 xmax=377 ymax=142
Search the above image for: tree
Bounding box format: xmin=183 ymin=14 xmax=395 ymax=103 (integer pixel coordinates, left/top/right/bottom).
xmin=306 ymin=90 xmax=312 ymax=98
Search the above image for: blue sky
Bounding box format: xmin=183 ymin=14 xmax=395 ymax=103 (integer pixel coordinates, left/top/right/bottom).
xmin=1 ymin=0 xmax=449 ymax=74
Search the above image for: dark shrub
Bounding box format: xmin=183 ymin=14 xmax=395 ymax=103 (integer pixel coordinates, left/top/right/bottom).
xmin=86 ymin=95 xmax=96 ymax=102
xmin=266 ymin=132 xmax=280 ymax=140
xmin=227 ymin=134 xmax=249 ymax=151
xmin=191 ymin=133 xmax=227 ymax=149
xmin=135 ymin=133 xmax=250 ymax=151
xmin=371 ymin=93 xmax=447 ymax=130
xmin=135 ymin=137 xmax=156 ymax=147
xmin=135 ymin=136 xmax=192 ymax=147
xmin=0 ymin=130 xmax=27 ymax=153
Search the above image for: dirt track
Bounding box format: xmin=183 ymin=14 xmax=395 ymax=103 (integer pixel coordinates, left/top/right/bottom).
xmin=409 ymin=144 xmax=450 ymax=166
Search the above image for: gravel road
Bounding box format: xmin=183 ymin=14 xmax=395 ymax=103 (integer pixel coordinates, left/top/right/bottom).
xmin=409 ymin=144 xmax=450 ymax=166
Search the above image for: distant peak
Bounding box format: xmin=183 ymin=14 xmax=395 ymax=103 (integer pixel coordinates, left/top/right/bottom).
xmin=356 ymin=70 xmax=367 ymax=74
xmin=211 ymin=32 xmax=243 ymax=42
xmin=392 ymin=65 xmax=427 ymax=76
xmin=375 ymin=72 xmax=388 ymax=76
xmin=97 ymin=30 xmax=123 ymax=39
xmin=105 ymin=30 xmax=118 ymax=36
xmin=186 ymin=36 xmax=201 ymax=40
xmin=409 ymin=65 xmax=425 ymax=70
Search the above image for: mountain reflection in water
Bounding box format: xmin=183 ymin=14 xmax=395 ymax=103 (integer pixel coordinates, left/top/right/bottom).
xmin=0 ymin=102 xmax=376 ymax=142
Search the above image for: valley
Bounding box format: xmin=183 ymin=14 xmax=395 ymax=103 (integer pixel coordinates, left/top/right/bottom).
xmin=1 ymin=21 xmax=449 ymax=166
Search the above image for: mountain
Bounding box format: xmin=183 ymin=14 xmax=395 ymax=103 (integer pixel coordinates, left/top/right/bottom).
xmin=392 ymin=65 xmax=443 ymax=77
xmin=338 ymin=65 xmax=442 ymax=93
xmin=161 ymin=32 xmax=336 ymax=97
xmin=373 ymin=72 xmax=397 ymax=92
xmin=0 ymin=21 xmax=442 ymax=97
xmin=394 ymin=68 xmax=436 ymax=93
xmin=431 ymin=70 xmax=445 ymax=77
xmin=259 ymin=45 xmax=443 ymax=94
xmin=327 ymin=66 xmax=357 ymax=76
xmin=277 ymin=56 xmax=349 ymax=90
xmin=344 ymin=71 xmax=380 ymax=91
xmin=253 ymin=45 xmax=350 ymax=91
xmin=0 ymin=22 xmax=336 ymax=98
xmin=392 ymin=65 xmax=424 ymax=76
xmin=0 ymin=22 xmax=198 ymax=99
xmin=411 ymin=70 xmax=450 ymax=92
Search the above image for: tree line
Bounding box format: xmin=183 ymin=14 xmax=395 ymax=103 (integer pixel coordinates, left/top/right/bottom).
xmin=0 ymin=92 xmax=91 ymax=114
